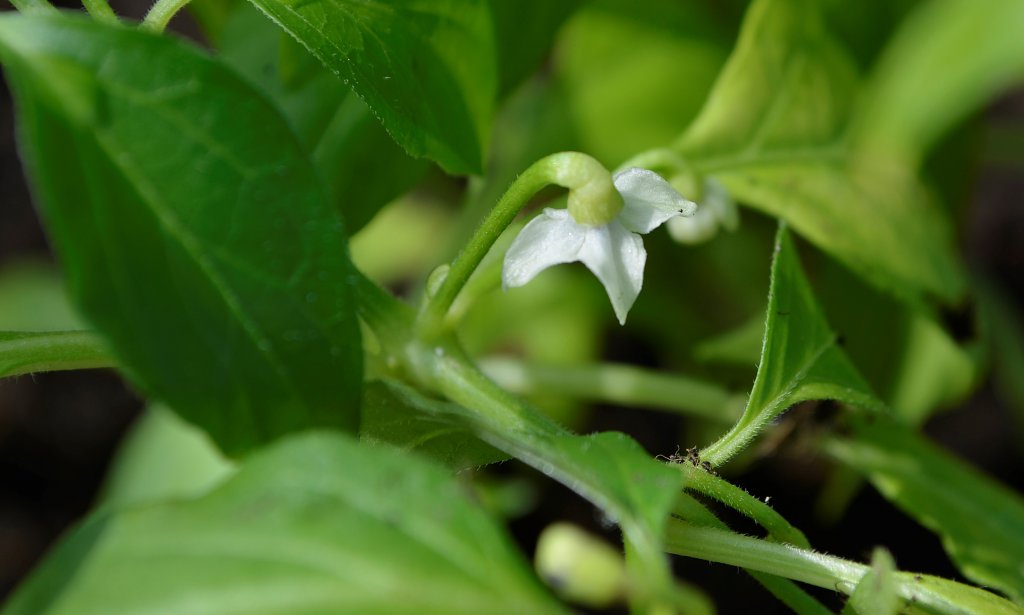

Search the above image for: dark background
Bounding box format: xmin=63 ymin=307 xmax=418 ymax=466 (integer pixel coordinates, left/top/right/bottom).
xmin=1 ymin=3 xmax=1023 ymax=612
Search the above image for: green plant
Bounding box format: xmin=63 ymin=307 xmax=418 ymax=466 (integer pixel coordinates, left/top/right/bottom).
xmin=1 ymin=0 xmax=1024 ymax=613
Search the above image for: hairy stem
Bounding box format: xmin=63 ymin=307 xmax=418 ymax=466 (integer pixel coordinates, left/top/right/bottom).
xmin=665 ymin=520 xmax=1021 ymax=615
xmin=677 ymin=463 xmax=809 ymax=548
xmin=141 ymin=0 xmax=192 ymax=32
xmin=81 ymin=0 xmax=118 ymax=22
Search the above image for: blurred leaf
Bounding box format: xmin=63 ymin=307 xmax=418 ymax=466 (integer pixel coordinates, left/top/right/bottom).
xmin=5 ymin=433 xmax=565 ymax=615
xmin=219 ymin=4 xmax=427 ymax=233
xmin=0 ymin=14 xmax=363 ymax=455
xmin=694 ymin=313 xmax=764 ymax=366
xmin=978 ymin=282 xmax=1024 ymax=441
xmin=0 ymin=330 xmax=111 ymax=379
xmin=361 ymin=380 xmax=507 ymax=470
xmin=98 ymin=406 xmax=236 ymax=511
xmin=558 ymin=2 xmax=727 ymax=165
xmin=857 ymin=0 xmax=1024 ymax=167
xmin=676 ymin=0 xmax=965 ymax=304
xmin=827 ymin=416 xmax=1024 ymax=604
xmin=815 ymin=256 xmax=981 ymax=424
xmin=243 ymin=0 xmax=496 ymax=174
xmin=0 ymin=262 xmax=82 ymax=331
xmin=842 ymin=548 xmax=900 ymax=615
xmin=489 ymin=0 xmax=582 ymax=97
xmin=702 ymin=226 xmax=885 ymax=466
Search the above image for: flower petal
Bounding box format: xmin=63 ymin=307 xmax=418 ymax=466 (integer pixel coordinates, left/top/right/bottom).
xmin=577 ymin=221 xmax=645 ymax=325
xmin=613 ymin=167 xmax=697 ymax=234
xmin=502 ymin=208 xmax=586 ymax=289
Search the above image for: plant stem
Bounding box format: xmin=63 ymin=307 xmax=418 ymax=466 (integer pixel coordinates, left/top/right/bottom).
xmin=0 ymin=331 xmax=114 ymax=379
xmin=676 ymin=463 xmax=809 ymax=548
xmin=141 ymin=0 xmax=192 ymax=32
xmin=665 ymin=520 xmax=1022 ymax=615
xmin=81 ymin=0 xmax=118 ymax=22
xmin=7 ymin=0 xmax=56 ymax=13
xmin=671 ymin=493 xmax=833 ymax=614
xmin=417 ymin=151 xmax=610 ymax=340
xmin=479 ymin=357 xmax=742 ymax=422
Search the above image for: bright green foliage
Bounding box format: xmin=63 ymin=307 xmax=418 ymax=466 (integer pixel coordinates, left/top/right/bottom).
xmin=677 ymin=0 xmax=965 ymax=303
xmin=3 ymin=433 xmax=565 ymax=615
xmin=0 ymin=0 xmax=1021 ymax=612
xmin=702 ymin=226 xmax=885 ymax=465
xmin=0 ymin=14 xmax=363 ymax=455
xmin=828 ymin=416 xmax=1024 ymax=604
xmin=559 ymin=0 xmax=727 ymax=165
xmin=97 ymin=406 xmax=235 ymax=512
xmin=0 ymin=330 xmax=110 ymax=378
xmin=218 ymin=5 xmax=428 ymax=233
xmin=244 ymin=0 xmax=496 ymax=174
xmin=842 ymin=548 xmax=900 ymax=615
xmin=857 ymin=0 xmax=1024 ymax=167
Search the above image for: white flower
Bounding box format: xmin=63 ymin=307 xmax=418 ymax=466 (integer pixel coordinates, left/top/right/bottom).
xmin=502 ymin=167 xmax=696 ymax=324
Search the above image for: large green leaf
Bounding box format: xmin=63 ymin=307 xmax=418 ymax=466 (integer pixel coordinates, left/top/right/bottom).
xmin=218 ymin=5 xmax=427 ymax=232
xmin=5 ymin=433 xmax=565 ymax=615
xmin=0 ymin=14 xmax=363 ymax=455
xmin=244 ymin=0 xmax=496 ymax=175
xmin=702 ymin=226 xmax=885 ymax=466
xmin=827 ymin=416 xmax=1024 ymax=604
xmin=856 ymin=0 xmax=1024 ymax=167
xmin=676 ymin=0 xmax=965 ymax=303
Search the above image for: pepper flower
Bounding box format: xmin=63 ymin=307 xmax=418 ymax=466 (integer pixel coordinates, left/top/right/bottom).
xmin=502 ymin=167 xmax=696 ymax=324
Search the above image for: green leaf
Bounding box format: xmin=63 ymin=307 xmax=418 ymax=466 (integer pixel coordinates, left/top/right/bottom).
xmin=489 ymin=0 xmax=583 ymax=97
xmin=857 ymin=0 xmax=1024 ymax=167
xmin=827 ymin=416 xmax=1024 ymax=604
xmin=702 ymin=226 xmax=885 ymax=466
xmin=244 ymin=0 xmax=496 ymax=174
xmin=0 ymin=14 xmax=363 ymax=455
xmin=843 ymin=548 xmax=900 ymax=615
xmin=0 ymin=330 xmax=112 ymax=379
xmin=97 ymin=406 xmax=236 ymax=512
xmin=361 ymin=379 xmax=508 ymax=470
xmin=676 ymin=0 xmax=965 ymax=303
xmin=5 ymin=433 xmax=565 ymax=615
xmin=218 ymin=4 xmax=427 ymax=232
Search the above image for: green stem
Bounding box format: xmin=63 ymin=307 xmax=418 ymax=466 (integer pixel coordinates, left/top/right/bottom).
xmin=479 ymin=357 xmax=743 ymax=422
xmin=0 ymin=331 xmax=114 ymax=379
xmin=677 ymin=463 xmax=809 ymax=548
xmin=671 ymin=493 xmax=833 ymax=614
xmin=417 ymin=152 xmax=612 ymax=340
xmin=7 ymin=0 xmax=56 ymax=13
xmin=665 ymin=520 xmax=1021 ymax=615
xmin=81 ymin=0 xmax=119 ymax=22
xmin=141 ymin=0 xmax=192 ymax=32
